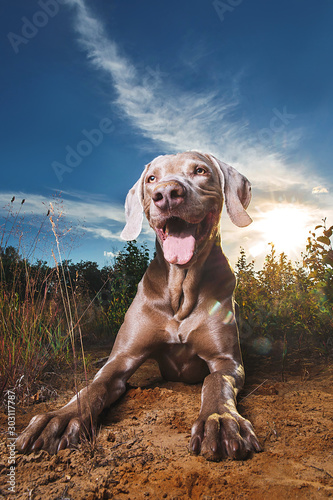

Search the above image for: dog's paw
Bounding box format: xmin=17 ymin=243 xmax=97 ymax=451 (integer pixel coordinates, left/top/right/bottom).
xmin=189 ymin=412 xmax=261 ymax=461
xmin=16 ymin=410 xmax=91 ymax=455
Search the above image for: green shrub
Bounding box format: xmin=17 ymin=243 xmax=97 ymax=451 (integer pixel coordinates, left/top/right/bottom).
xmin=235 ymin=221 xmax=333 ymax=359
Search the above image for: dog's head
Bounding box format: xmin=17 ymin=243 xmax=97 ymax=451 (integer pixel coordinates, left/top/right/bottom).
xmin=121 ymin=151 xmax=252 ymax=266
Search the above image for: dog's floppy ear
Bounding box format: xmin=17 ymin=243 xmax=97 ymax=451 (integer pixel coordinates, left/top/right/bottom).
xmin=205 ymin=154 xmax=252 ymax=227
xmin=120 ymin=169 xmax=146 ymax=241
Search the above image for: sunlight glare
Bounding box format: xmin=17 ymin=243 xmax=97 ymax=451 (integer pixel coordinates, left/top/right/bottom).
xmin=253 ymin=205 xmax=311 ymax=258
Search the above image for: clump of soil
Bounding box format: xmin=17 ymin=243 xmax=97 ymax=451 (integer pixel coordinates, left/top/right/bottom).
xmin=1 ymin=352 xmax=332 ymax=499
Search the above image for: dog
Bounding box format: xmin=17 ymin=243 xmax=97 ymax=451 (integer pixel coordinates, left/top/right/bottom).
xmin=17 ymin=151 xmax=261 ymax=461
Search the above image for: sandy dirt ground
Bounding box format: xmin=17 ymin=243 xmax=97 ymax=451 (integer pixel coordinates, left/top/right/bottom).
xmin=1 ymin=350 xmax=333 ymax=500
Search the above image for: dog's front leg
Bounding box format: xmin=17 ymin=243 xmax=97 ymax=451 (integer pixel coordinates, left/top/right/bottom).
xmin=189 ymin=361 xmax=261 ymax=461
xmin=16 ymin=352 xmax=144 ymax=455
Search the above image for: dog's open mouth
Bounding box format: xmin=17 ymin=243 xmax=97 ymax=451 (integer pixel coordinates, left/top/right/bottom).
xmin=155 ymin=212 xmax=215 ymax=265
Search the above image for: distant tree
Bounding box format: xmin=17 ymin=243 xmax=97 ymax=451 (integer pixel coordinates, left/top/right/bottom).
xmin=0 ymin=245 xmax=22 ymax=281
xmin=103 ymin=241 xmax=151 ymax=334
xmin=0 ymin=246 xmax=28 ymax=300
xmin=67 ymin=260 xmax=104 ymax=299
xmin=111 ymin=241 xmax=150 ymax=296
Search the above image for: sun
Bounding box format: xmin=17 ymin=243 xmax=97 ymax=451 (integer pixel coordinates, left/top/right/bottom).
xmin=251 ymin=204 xmax=312 ymax=259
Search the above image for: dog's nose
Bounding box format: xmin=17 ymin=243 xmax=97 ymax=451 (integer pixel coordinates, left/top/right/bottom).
xmin=152 ymin=181 xmax=186 ymax=211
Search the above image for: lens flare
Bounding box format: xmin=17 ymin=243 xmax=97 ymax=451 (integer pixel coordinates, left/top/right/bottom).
xmin=252 ymin=337 xmax=272 ymax=355
xmin=209 ymin=300 xmax=235 ymax=324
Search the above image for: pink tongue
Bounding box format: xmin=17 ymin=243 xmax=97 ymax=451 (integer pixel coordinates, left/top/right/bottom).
xmin=163 ymin=224 xmax=196 ymax=265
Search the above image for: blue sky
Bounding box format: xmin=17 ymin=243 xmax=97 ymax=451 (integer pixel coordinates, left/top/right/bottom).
xmin=1 ymin=0 xmax=332 ymax=268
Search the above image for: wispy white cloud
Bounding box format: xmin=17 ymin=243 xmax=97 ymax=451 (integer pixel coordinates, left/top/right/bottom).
xmin=63 ymin=8 xmax=263 ymax=162
xmin=0 ymin=190 xmax=133 ymax=265
xmin=67 ymin=0 xmax=242 ymax=157
xmin=0 ymin=189 xmax=155 ymax=243
xmin=84 ymin=226 xmax=122 ymax=241
xmin=0 ymin=190 xmax=125 ymax=235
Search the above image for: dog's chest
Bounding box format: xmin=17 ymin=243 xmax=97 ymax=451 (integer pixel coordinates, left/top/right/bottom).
xmin=165 ymin=315 xmax=200 ymax=344
xmin=155 ymin=328 xmax=209 ymax=383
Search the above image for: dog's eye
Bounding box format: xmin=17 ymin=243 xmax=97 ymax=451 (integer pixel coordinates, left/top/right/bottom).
xmin=147 ymin=175 xmax=156 ymax=183
xmin=195 ymin=166 xmax=207 ymax=175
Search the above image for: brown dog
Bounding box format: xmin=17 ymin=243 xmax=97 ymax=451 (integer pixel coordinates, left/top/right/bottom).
xmin=17 ymin=151 xmax=261 ymax=461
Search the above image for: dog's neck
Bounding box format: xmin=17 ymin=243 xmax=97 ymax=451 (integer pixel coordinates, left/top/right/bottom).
xmin=156 ymin=234 xmax=224 ymax=321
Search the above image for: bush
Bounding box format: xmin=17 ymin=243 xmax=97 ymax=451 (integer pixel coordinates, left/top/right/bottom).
xmin=235 ymin=221 xmax=333 ymax=360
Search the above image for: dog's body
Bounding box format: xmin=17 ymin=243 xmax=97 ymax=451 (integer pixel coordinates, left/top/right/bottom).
xmin=17 ymin=152 xmax=261 ymax=461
